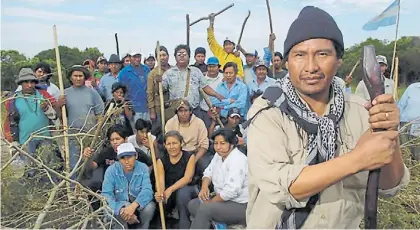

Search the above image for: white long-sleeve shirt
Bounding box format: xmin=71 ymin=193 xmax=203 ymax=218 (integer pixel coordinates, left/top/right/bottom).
xmin=203 ymin=147 xmax=248 ymax=203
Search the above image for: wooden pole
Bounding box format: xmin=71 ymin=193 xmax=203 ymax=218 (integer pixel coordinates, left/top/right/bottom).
xmin=156 ymin=41 xmax=166 ymax=135
xmin=189 ymin=3 xmax=235 ymax=26
xmin=348 ymin=59 xmax=360 ymax=77
xmin=265 ymin=0 xmax=275 ymax=78
xmin=148 ymin=133 xmax=166 ymax=229
xmin=186 ymin=14 xmax=190 ymax=47
xmin=199 ymin=88 xmax=224 ymax=128
xmin=53 ymin=25 xmax=71 ymax=195
xmin=237 ymin=10 xmax=251 ymax=47
xmin=390 ymin=0 xmax=400 ymax=80
xmin=114 ymin=33 xmax=120 ymax=58
xmin=393 ymin=57 xmax=399 ymax=101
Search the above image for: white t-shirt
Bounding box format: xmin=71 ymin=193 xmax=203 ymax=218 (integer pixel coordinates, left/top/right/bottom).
xmin=200 ymin=73 xmax=223 ymax=111
xmin=16 ymin=82 xmax=61 ymax=100
xmin=127 ymin=134 xmax=156 ymax=155
xmin=203 ymin=147 xmax=248 ymax=203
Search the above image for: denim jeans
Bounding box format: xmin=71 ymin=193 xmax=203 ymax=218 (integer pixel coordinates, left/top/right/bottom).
xmin=113 ymin=201 xmax=156 ymax=229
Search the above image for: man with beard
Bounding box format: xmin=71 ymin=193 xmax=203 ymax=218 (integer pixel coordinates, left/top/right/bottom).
xmin=245 ymin=6 xmax=409 ymax=228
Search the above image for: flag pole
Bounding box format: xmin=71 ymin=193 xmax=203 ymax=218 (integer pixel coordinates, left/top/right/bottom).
xmin=390 ymin=0 xmax=400 ymax=80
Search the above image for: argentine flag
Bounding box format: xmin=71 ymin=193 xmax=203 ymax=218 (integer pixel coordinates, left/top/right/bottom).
xmin=363 ymin=0 xmax=400 ymax=31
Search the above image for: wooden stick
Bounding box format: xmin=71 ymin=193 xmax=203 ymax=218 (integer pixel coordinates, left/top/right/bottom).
xmin=53 ymin=25 xmax=71 ymax=197
xmin=76 ymin=103 xmax=115 ymax=182
xmin=390 ymin=0 xmax=401 ymax=80
xmin=265 ymin=0 xmax=275 ymax=78
xmin=114 ymin=33 xmax=120 ymax=58
xmin=199 ymin=88 xmax=224 ymax=128
xmin=156 ymin=41 xmax=166 ymax=136
xmin=348 ymin=59 xmax=360 ymax=77
xmin=186 ymin=14 xmax=190 ymax=47
xmin=237 ymin=10 xmax=251 ymax=47
xmin=393 ymin=57 xmax=399 ymax=101
xmin=148 ymin=133 xmax=166 ymax=229
xmin=189 ymin=3 xmax=235 ymax=26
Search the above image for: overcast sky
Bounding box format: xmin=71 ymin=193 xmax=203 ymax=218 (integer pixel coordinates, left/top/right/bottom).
xmin=2 ymin=0 xmax=419 ymax=64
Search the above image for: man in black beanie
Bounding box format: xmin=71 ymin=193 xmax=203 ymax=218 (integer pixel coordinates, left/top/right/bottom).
xmin=191 ymin=47 xmax=207 ymax=74
xmin=246 ymin=6 xmax=408 ymax=229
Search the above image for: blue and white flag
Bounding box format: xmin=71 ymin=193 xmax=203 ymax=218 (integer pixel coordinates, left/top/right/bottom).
xmin=363 ymin=0 xmax=400 ymax=31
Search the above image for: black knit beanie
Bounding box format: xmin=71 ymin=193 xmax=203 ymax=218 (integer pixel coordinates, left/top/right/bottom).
xmin=283 ymin=6 xmax=344 ymax=59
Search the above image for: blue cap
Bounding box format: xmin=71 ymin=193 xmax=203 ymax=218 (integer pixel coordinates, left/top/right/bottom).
xmin=207 ymin=56 xmax=220 ymax=65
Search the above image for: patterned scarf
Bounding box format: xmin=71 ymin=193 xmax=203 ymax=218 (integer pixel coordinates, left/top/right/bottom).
xmin=269 ymin=75 xmax=345 ymax=229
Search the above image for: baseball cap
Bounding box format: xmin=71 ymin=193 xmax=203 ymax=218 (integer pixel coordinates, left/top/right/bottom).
xmin=146 ymin=54 xmax=155 ymax=61
xmin=96 ymin=56 xmax=107 ymax=64
xmin=176 ymin=100 xmax=191 ymax=111
xmin=245 ymin=50 xmax=258 ymax=57
xmin=254 ymin=59 xmax=268 ymax=69
xmin=207 ymin=57 xmax=220 ymax=65
xmin=376 ymin=55 xmax=388 ymax=66
xmin=130 ymin=52 xmax=142 ymax=56
xmin=223 ymin=37 xmax=235 ymax=46
xmin=228 ymin=107 xmax=241 ymax=118
xmin=117 ymin=143 xmax=137 ymax=159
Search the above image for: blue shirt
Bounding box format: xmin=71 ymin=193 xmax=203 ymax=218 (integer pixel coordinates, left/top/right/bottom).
xmin=211 ymin=79 xmax=248 ymax=118
xmin=398 ymin=82 xmax=420 ymax=136
xmin=118 ymin=64 xmax=150 ymax=113
xmin=15 ymin=91 xmax=51 ymax=144
xmin=99 ymin=72 xmax=119 ymax=101
xmin=247 ymin=76 xmax=276 ymax=96
xmin=124 ymin=171 xmax=133 ymax=184
xmin=102 ymin=161 xmax=153 ymax=214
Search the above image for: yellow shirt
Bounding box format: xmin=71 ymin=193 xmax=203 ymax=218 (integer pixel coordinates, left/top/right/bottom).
xmin=207 ymin=27 xmax=244 ymax=78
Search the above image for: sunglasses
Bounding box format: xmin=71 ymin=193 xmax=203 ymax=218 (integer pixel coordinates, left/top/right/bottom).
xmin=176 ymin=52 xmax=188 ymax=57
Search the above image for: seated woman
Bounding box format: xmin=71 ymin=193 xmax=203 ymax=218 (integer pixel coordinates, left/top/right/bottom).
xmin=102 ymin=142 xmax=155 ymax=229
xmin=127 ymin=118 xmax=160 ymax=159
xmin=105 ymin=82 xmax=134 ymax=135
xmin=82 ymin=124 xmax=152 ymax=192
xmin=188 ymin=128 xmax=248 ymax=228
xmin=154 ymin=131 xmax=197 ymax=229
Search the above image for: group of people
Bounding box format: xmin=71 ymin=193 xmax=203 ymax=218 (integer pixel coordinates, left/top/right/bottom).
xmin=3 ymin=4 xmax=418 ymax=229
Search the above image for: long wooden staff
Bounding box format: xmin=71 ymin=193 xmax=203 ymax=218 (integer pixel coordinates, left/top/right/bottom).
xmin=189 ymin=3 xmax=235 ymax=26
xmin=76 ymin=103 xmax=114 ymax=182
xmin=393 ymin=57 xmax=399 ymax=100
xmin=237 ymin=10 xmax=251 ymax=47
xmin=114 ymin=33 xmax=120 ymax=58
xmin=53 ymin=25 xmax=70 ymax=191
xmin=348 ymin=59 xmax=360 ymax=77
xmin=186 ymin=14 xmax=190 ymax=47
xmin=199 ymin=88 xmax=224 ymax=127
xmin=265 ymin=0 xmax=275 ymax=78
xmin=148 ymin=133 xmax=166 ymax=229
xmin=156 ymin=41 xmax=166 ymax=136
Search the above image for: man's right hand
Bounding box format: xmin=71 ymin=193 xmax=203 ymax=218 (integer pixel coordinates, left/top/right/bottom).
xmin=230 ymin=98 xmax=236 ymax=104
xmin=351 ymin=130 xmax=399 ymax=171
xmin=154 ymin=74 xmax=162 ymax=83
xmin=209 ymin=13 xmax=215 ymax=24
xmin=83 ymin=147 xmax=94 ymax=159
xmin=270 ymin=33 xmax=276 ymax=41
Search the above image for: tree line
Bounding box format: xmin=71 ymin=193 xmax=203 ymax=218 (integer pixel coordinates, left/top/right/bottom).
xmin=1 ymin=36 xmax=419 ymax=91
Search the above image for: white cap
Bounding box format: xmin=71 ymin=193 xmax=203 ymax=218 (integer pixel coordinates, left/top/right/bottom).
xmin=376 ymin=55 xmax=388 ymax=66
xmin=117 ymin=143 xmax=136 ymax=158
xmin=130 ymin=51 xmax=142 ymax=56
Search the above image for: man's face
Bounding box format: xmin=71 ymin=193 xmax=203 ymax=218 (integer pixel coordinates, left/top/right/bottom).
xmin=227 ymin=116 xmax=240 ymax=127
xmin=113 ymin=88 xmax=125 ymax=102
xmin=255 ymin=66 xmax=268 ymax=79
xmin=176 ymin=107 xmax=192 ymax=123
xmin=245 ymin=55 xmax=257 ymax=66
xmin=21 ymin=80 xmax=36 ymax=94
xmin=123 ymin=57 xmax=131 ymax=67
xmin=71 ymin=70 xmax=86 ymax=87
xmin=145 ymin=58 xmax=155 ymax=69
xmin=273 ymin=56 xmax=282 ymax=68
xmin=223 ymin=42 xmax=235 ymax=53
xmin=135 ymin=128 xmax=148 ymax=144
xmin=175 ymin=49 xmax=189 ymax=66
xmin=195 ymin=53 xmax=205 ymax=64
xmin=207 ymin=64 xmax=219 ymax=76
xmin=223 ymin=66 xmax=237 ymax=84
xmin=35 ymin=68 xmax=47 ymax=80
xmin=379 ymin=63 xmax=388 ymax=75
xmin=109 ymin=63 xmax=121 ymax=74
xmin=159 ymin=51 xmax=169 ymax=65
xmin=287 ymin=39 xmax=341 ymax=97
xmin=131 ymin=54 xmax=142 ymax=66
xmin=119 ymin=155 xmax=137 ymax=172
xmin=97 ymin=61 xmax=108 ymax=72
